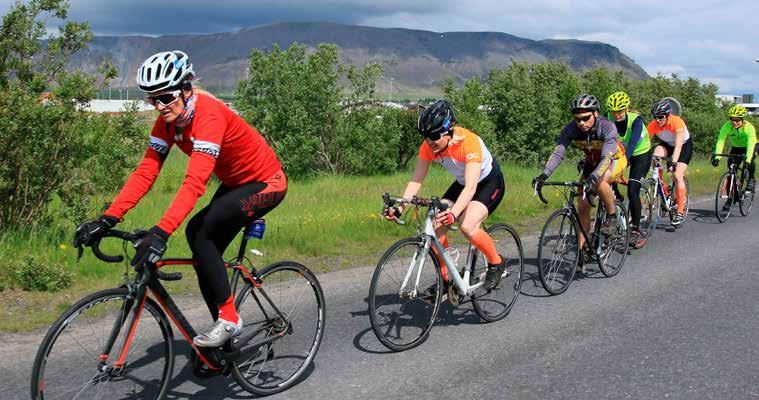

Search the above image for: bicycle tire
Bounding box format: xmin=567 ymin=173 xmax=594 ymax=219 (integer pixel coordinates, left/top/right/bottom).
xmin=368 ymin=236 xmax=442 ymax=351
xmin=597 ymin=201 xmax=631 ymax=277
xmin=637 ymin=184 xmax=654 ymax=237
xmin=715 ymin=172 xmax=733 ymax=223
xmin=469 ymin=223 xmax=524 ymax=322
xmin=643 ymin=178 xmax=661 ymax=236
xmin=740 ymin=179 xmax=754 ymax=216
xmin=31 ymin=287 xmax=174 ymax=400
xmin=231 ymin=261 xmax=325 ymax=396
xmin=537 ymin=209 xmax=579 ymax=295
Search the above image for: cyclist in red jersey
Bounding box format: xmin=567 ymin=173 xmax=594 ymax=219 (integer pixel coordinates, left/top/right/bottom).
xmin=73 ymin=51 xmax=286 ymax=347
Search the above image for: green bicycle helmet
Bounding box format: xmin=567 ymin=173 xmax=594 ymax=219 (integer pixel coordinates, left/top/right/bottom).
xmin=727 ymin=104 xmax=747 ymax=119
xmin=606 ymin=91 xmax=631 ymax=112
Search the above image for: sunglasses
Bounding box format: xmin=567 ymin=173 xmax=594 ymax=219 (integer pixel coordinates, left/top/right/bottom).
xmin=654 ymin=115 xmax=667 ymax=121
xmin=421 ymin=130 xmax=450 ymax=141
xmin=148 ymin=90 xmax=182 ymax=107
xmin=573 ymin=114 xmax=593 ymax=123
xmin=731 ymin=118 xmax=744 ymax=123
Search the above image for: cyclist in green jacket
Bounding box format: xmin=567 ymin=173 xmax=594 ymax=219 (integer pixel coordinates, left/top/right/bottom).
xmin=712 ymin=104 xmax=757 ymax=210
xmin=606 ymin=91 xmax=651 ymax=249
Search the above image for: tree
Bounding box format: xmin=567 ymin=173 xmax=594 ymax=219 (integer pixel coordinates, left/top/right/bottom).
xmin=0 ymin=0 xmax=142 ymax=232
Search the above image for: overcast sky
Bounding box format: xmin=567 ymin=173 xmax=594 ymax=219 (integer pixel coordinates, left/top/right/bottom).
xmin=4 ymin=0 xmax=758 ymax=93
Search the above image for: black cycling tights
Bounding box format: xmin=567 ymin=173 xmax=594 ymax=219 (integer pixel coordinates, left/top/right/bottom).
xmin=186 ymin=177 xmax=286 ymax=321
xmin=729 ymin=146 xmax=756 ymax=181
xmin=627 ymin=151 xmax=652 ymax=228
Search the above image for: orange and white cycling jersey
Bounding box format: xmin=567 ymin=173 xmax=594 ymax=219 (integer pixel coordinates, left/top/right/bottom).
xmin=647 ymin=114 xmax=691 ymax=146
xmin=419 ymin=126 xmax=494 ymax=184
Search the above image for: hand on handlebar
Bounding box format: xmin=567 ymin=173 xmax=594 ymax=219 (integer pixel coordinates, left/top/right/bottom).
xmin=666 ymin=159 xmax=676 ymax=172
xmin=382 ymin=205 xmax=404 ymax=222
xmin=131 ymin=226 xmax=169 ymax=267
xmin=435 ymin=210 xmax=456 ymax=226
xmin=73 ymin=215 xmax=119 ymax=248
xmin=711 ymin=156 xmax=719 ymax=167
xmin=532 ymin=173 xmax=548 ymax=190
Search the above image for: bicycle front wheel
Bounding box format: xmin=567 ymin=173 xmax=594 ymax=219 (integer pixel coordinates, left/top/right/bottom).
xmin=637 ymin=184 xmax=654 ymax=236
xmin=369 ymin=236 xmax=442 ymax=352
xmin=597 ymin=201 xmax=631 ymax=277
xmin=31 ymin=287 xmax=174 ymax=400
xmin=537 ymin=209 xmax=579 ymax=295
xmin=470 ymin=223 xmax=524 ymax=322
xmin=231 ymin=261 xmax=325 ymax=396
xmin=643 ymin=178 xmax=661 ymax=237
xmin=715 ymin=172 xmax=733 ymax=223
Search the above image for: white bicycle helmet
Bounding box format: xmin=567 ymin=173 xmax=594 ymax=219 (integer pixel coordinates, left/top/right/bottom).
xmin=136 ymin=50 xmax=194 ymax=93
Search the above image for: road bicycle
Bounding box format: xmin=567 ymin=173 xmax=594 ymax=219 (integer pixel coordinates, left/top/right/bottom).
xmin=31 ymin=220 xmax=325 ymax=399
xmin=713 ymin=153 xmax=754 ymax=222
xmin=642 ymin=156 xmax=690 ymax=230
xmin=535 ymin=177 xmax=630 ymax=296
xmin=368 ymin=194 xmax=524 ymax=352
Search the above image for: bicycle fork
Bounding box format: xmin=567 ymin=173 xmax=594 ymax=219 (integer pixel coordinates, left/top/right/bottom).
xmin=98 ymin=284 xmax=148 ymax=375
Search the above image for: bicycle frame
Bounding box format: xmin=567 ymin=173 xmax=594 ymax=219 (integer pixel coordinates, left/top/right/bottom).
xmin=650 ymin=157 xmax=674 ymax=212
xmin=399 ymin=206 xmax=484 ymax=298
xmin=96 ymin=232 xmax=288 ymax=374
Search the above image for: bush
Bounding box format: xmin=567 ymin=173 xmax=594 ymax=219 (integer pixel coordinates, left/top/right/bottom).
xmin=0 ymin=1 xmax=142 ymax=233
xmin=13 ymin=257 xmax=72 ymax=292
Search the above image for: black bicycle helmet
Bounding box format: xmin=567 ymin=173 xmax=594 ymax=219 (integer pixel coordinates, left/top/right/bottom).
xmin=651 ymin=99 xmax=672 ymax=116
xmin=570 ymin=94 xmax=600 ymax=113
xmin=417 ymin=100 xmax=456 ymax=138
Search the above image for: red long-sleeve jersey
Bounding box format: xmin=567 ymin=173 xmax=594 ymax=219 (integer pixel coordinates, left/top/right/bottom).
xmin=105 ymin=93 xmax=281 ymax=234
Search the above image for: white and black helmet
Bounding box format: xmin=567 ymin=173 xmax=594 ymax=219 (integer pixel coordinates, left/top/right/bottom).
xmin=136 ymin=50 xmax=194 ymax=93
xmin=570 ymin=94 xmax=600 ymax=113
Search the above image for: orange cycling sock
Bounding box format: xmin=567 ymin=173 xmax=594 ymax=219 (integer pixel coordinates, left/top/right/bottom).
xmin=676 ymin=186 xmax=687 ymax=213
xmin=218 ymin=294 xmax=240 ymax=324
xmin=471 ymin=229 xmax=502 ymax=265
xmin=431 ymin=235 xmax=450 ymax=281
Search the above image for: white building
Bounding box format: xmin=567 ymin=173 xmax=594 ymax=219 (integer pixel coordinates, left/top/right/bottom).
xmin=84 ymin=100 xmax=153 ymax=113
xmin=715 ymin=94 xmax=758 ymax=116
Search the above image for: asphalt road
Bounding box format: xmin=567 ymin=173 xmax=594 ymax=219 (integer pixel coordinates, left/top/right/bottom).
xmin=2 ymin=197 xmax=758 ymax=399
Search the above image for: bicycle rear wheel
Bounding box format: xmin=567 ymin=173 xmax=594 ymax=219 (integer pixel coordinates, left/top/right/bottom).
xmin=31 ymin=287 xmax=173 ymax=400
xmin=537 ymin=209 xmax=579 ymax=295
xmin=369 ymin=236 xmax=442 ymax=351
xmin=715 ymin=172 xmax=733 ymax=223
xmin=740 ymin=181 xmax=754 ymax=216
xmin=597 ymin=201 xmax=630 ymax=277
xmin=232 ymin=261 xmax=325 ymax=396
xmin=469 ymin=223 xmax=524 ymax=322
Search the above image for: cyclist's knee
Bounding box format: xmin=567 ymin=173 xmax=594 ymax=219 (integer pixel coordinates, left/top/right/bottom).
xmin=459 ymin=220 xmax=480 ymax=237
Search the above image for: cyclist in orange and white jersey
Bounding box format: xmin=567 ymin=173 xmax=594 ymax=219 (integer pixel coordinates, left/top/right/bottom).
xmin=647 ymin=99 xmax=691 ymax=226
xmin=383 ymin=100 xmax=507 ymax=291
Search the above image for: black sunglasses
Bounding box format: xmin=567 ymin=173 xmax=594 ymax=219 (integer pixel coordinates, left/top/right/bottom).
xmin=573 ymin=114 xmax=593 ymax=123
xmin=421 ymin=130 xmax=449 ymax=141
xmin=654 ymin=115 xmax=668 ymax=121
xmin=731 ymin=117 xmax=744 ymax=122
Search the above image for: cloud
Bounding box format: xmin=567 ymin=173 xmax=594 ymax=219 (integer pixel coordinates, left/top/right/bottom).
xmin=0 ymin=0 xmax=757 ymax=92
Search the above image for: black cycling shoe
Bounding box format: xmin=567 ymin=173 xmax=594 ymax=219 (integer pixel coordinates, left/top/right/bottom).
xmin=672 ymin=212 xmax=685 ymax=226
xmin=483 ymin=255 xmax=508 ymax=291
xmin=746 ymin=179 xmax=755 ymax=193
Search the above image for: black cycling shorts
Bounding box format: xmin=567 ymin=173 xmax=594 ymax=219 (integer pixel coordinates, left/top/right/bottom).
xmin=657 ymin=139 xmax=693 ymax=164
xmin=442 ymin=161 xmax=505 ymax=214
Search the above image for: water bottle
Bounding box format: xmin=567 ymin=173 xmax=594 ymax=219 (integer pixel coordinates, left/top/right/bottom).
xmin=244 ymin=219 xmax=266 ymax=240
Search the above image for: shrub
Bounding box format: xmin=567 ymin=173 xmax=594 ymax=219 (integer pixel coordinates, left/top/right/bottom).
xmin=13 ymin=257 xmax=72 ymax=292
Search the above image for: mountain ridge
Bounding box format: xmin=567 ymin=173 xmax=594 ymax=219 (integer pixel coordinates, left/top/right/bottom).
xmin=69 ymin=21 xmax=649 ymax=96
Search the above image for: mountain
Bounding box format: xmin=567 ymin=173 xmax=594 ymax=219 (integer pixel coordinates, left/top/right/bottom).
xmin=70 ymin=22 xmax=649 ymax=96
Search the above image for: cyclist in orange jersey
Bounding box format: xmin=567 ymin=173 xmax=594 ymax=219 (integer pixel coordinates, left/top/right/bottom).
xmin=647 ymin=99 xmax=692 ymax=226
xmin=383 ymin=100 xmax=507 ymax=291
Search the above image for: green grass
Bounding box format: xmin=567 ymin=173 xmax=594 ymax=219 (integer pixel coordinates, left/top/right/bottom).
xmin=0 ymin=155 xmax=724 ymax=331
